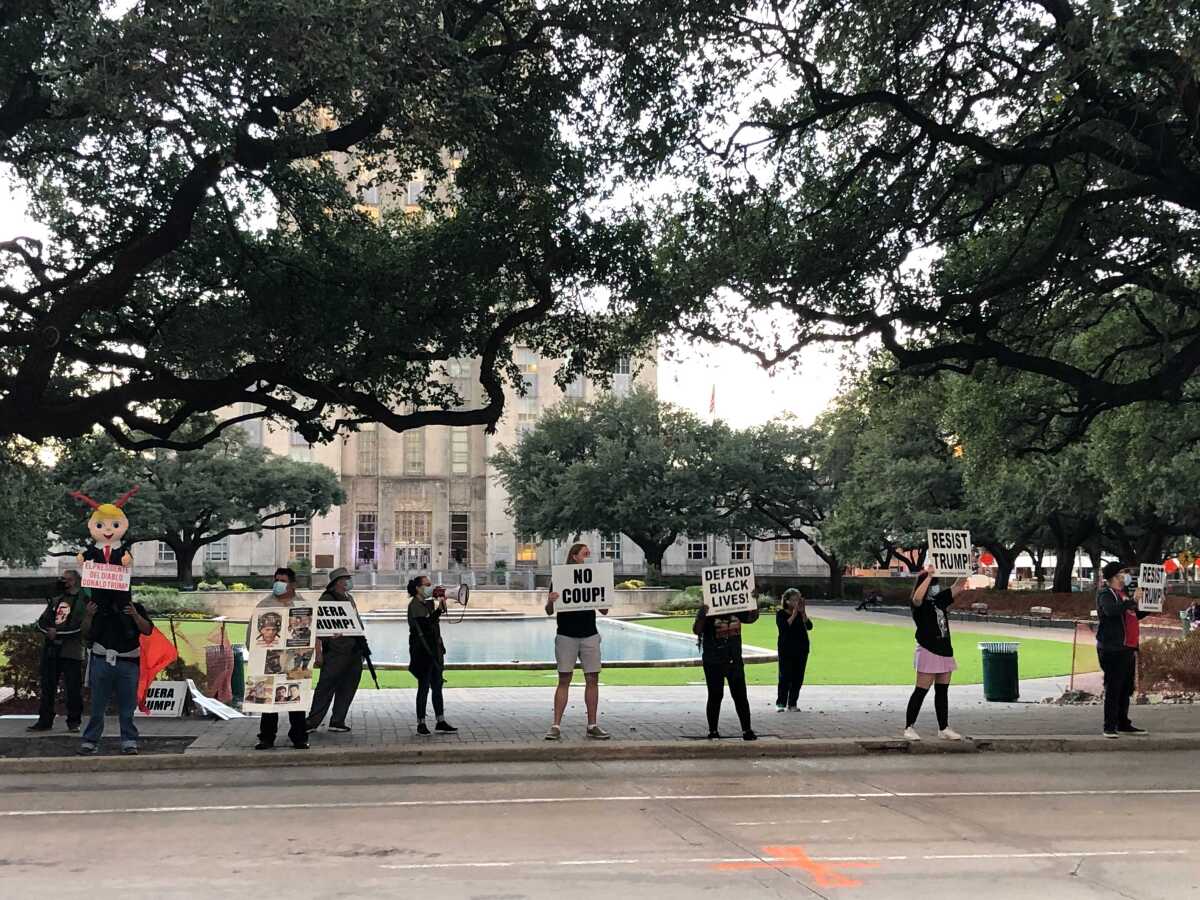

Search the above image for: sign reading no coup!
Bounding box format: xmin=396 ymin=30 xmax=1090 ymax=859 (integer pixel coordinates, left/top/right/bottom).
xmin=701 ymin=564 xmax=757 ymax=616
xmin=551 ymin=562 xmax=615 ymax=610
xmin=926 ymin=530 xmax=973 ymax=578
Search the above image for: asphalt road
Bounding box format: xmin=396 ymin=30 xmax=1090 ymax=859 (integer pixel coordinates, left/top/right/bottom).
xmin=1 ymin=751 xmax=1197 ymax=898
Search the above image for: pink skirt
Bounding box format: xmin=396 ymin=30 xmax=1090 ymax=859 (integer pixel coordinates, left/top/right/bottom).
xmin=914 ymin=646 xmax=957 ymax=674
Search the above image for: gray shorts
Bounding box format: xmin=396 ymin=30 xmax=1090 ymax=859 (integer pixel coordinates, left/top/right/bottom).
xmin=555 ymin=633 xmax=602 ymax=674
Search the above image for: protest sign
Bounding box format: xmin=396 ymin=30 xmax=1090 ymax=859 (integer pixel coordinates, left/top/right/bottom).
xmin=135 ymin=681 xmax=187 ymax=717
xmin=926 ymin=530 xmax=973 ymax=577
xmin=314 ymin=597 xmax=365 ymax=637
xmin=1138 ymin=563 xmax=1166 ymax=613
xmin=243 ymin=601 xmax=317 ymax=713
xmin=551 ymin=562 xmax=615 ymax=610
xmin=80 ymin=560 xmax=131 ymax=592
xmin=701 ymin=564 xmax=757 ymax=616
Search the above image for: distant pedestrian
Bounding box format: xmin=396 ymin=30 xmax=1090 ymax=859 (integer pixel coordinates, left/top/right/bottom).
xmin=306 ymin=567 xmax=365 ymax=735
xmin=856 ymin=590 xmax=884 ymax=611
xmin=544 ymin=543 xmax=610 ymax=741
xmin=28 ymin=570 xmax=88 ymax=733
xmin=903 ymin=564 xmax=968 ymax=742
xmin=776 ymin=588 xmax=813 ymax=711
xmin=253 ymin=568 xmax=309 ymax=751
xmin=1096 ymin=561 xmax=1151 ymax=738
xmin=407 ymin=575 xmax=457 ymax=736
xmin=694 ymin=600 xmax=759 ymax=741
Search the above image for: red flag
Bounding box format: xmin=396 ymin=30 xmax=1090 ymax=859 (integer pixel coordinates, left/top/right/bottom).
xmin=709 ymin=385 xmax=716 ymax=415
xmin=137 ymin=627 xmax=179 ymax=713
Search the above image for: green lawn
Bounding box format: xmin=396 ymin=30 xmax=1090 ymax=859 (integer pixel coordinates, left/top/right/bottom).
xmin=155 ymin=614 xmax=1096 ymax=689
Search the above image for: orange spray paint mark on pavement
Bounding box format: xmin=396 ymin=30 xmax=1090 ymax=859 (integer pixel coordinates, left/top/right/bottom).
xmin=716 ymin=845 xmax=878 ymax=888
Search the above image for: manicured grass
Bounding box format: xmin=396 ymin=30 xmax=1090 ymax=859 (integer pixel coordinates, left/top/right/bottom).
xmin=157 ymin=614 xmax=1097 ymax=689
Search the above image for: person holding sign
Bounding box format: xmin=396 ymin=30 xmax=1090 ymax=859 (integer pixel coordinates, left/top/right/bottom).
xmin=1096 ymin=561 xmax=1152 ymax=738
xmin=306 ymin=568 xmax=365 ymax=735
xmin=693 ymin=597 xmax=759 ymax=741
xmin=544 ymin=543 xmax=610 ymax=741
xmin=903 ymin=564 xmax=968 ymax=742
xmin=775 ymin=589 xmax=814 ymax=711
xmin=252 ymin=568 xmax=310 ymax=751
xmin=407 ymin=575 xmax=458 ymax=736
xmin=28 ymin=570 xmax=88 ymax=733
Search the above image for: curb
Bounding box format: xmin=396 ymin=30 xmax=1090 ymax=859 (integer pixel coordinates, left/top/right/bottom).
xmin=3 ymin=733 xmax=1199 ymax=775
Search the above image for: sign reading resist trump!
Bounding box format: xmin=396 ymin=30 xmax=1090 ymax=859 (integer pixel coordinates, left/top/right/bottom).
xmin=926 ymin=530 xmax=973 ymax=578
xmin=551 ymin=562 xmax=615 ymax=610
xmin=701 ymin=564 xmax=757 ymax=616
xmin=1138 ymin=563 xmax=1166 ymax=613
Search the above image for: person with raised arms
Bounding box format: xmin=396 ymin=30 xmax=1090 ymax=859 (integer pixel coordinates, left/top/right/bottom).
xmin=903 ymin=563 xmax=968 ymax=741
xmin=544 ymin=543 xmax=610 ymax=741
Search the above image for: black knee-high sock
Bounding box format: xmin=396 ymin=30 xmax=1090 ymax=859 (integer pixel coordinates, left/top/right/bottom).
xmin=905 ymin=686 xmax=929 ymax=728
xmin=934 ymin=683 xmax=949 ymax=730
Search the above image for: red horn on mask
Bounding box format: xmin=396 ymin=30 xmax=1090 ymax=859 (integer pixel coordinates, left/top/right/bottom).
xmin=69 ymin=490 xmax=101 ymax=510
xmin=113 ymin=485 xmax=140 ymax=509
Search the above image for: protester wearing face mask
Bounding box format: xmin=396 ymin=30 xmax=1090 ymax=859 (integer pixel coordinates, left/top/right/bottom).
xmin=1096 ymin=561 xmax=1152 ymax=738
xmin=903 ymin=563 xmax=969 ymax=742
xmin=305 ymin=567 xmax=365 ymax=735
xmin=406 ymin=575 xmax=457 ymax=735
xmin=250 ymin=568 xmax=309 ymax=750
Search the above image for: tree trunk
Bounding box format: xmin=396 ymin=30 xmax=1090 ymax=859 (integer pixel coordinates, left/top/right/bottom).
xmin=632 ymin=536 xmax=671 ymax=582
xmin=1031 ymin=546 xmax=1046 ymax=588
xmin=175 ymin=544 xmax=197 ymax=589
xmin=988 ymin=544 xmax=1016 ymax=591
xmin=803 ymin=537 xmax=842 ymax=598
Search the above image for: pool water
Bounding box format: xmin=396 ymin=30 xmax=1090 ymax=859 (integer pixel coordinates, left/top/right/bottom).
xmin=360 ymin=617 xmax=770 ymax=666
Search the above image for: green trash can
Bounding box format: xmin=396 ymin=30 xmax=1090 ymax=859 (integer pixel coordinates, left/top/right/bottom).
xmin=978 ymin=642 xmax=1020 ymax=702
xmin=230 ymin=644 xmax=246 ymax=706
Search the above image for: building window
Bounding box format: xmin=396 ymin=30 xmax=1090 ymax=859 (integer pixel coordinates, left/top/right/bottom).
xmin=403 ymin=429 xmax=425 ymax=475
xmin=614 ymin=357 xmax=631 ymax=376
xmin=450 ymin=513 xmax=470 ymax=565
xmin=158 ymin=542 xmax=176 ymax=563
xmin=407 ymin=180 xmax=425 ymax=206
xmin=360 ymin=184 xmax=381 ymax=206
xmin=730 ymin=536 xmax=752 ymax=561
xmin=774 ymin=539 xmax=795 ymax=562
xmin=687 ymin=538 xmax=709 ymax=561
xmin=516 ymin=412 xmax=537 ymax=441
xmin=395 ymin=511 xmax=432 ymax=545
xmin=600 ymin=534 xmax=622 ymax=561
xmin=288 ymin=514 xmax=311 ymax=561
xmin=516 ymin=539 xmax=538 ymax=565
xmin=356 ymin=512 xmax=377 ymax=566
xmin=357 ymin=429 xmax=378 ymax=475
xmin=289 ymin=429 xmax=308 ymax=446
xmin=450 ymin=427 xmax=470 ymax=475
xmin=565 ymin=375 xmax=585 ymax=400
xmin=203 ymin=538 xmax=229 ymax=563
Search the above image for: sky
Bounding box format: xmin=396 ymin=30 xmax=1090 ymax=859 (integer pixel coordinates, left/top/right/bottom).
xmin=1 ymin=178 xmax=845 ymax=431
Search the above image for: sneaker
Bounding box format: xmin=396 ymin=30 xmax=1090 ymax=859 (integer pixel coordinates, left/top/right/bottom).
xmin=1119 ymin=725 xmax=1148 ymax=735
xmin=254 ymin=740 xmax=274 ymax=751
xmin=435 ymin=721 xmax=458 ymax=733
xmin=416 ymin=722 xmax=431 ymax=736
xmin=742 ymin=729 xmax=758 ymax=742
xmin=1103 ymin=730 xmax=1120 ymax=739
xmin=544 ymin=725 xmax=562 ymax=741
xmin=305 ymin=724 xmax=319 ymax=734
xmin=776 ymin=703 xmax=786 ymax=712
xmin=787 ymin=706 xmax=799 ymax=712
xmin=66 ymin=724 xmax=80 ymax=733
xmin=585 ymin=724 xmax=611 ymax=740
xmin=78 ymin=743 xmax=98 ymax=756
xmin=291 ymin=742 xmax=309 ymax=750
xmin=25 ymin=723 xmax=52 ymax=732
xmin=707 ymin=731 xmax=721 ymax=740
xmin=328 ymin=723 xmax=351 ymax=733
xmin=939 ymin=727 xmax=964 ymax=741
xmin=121 ymin=746 xmax=139 ymax=756
xmin=903 ymin=727 xmax=921 ymax=741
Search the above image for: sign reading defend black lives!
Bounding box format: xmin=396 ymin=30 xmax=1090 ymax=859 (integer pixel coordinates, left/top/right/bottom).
xmin=701 ymin=564 xmax=757 ymax=616
xmin=926 ymin=529 xmax=973 ymax=578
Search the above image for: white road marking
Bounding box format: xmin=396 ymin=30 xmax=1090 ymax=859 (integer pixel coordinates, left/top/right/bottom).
xmin=3 ymin=788 xmax=1198 ymax=818
xmin=378 ymin=849 xmax=1188 ymax=872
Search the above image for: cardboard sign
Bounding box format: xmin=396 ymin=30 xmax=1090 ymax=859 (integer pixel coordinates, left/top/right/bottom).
xmin=135 ymin=681 xmax=186 ymax=717
xmin=701 ymin=563 xmax=757 ymax=616
xmin=244 ymin=601 xmax=318 ymax=713
xmin=926 ymin=530 xmax=973 ymax=577
xmin=551 ymin=562 xmax=615 ymax=610
xmin=80 ymin=560 xmax=131 ymax=592
xmin=314 ymin=597 xmax=366 ymax=637
xmin=1139 ymin=563 xmax=1166 ymax=613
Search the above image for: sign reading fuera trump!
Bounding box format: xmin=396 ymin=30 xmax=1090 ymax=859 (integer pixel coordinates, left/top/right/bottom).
xmin=701 ymin=564 xmax=757 ymax=616
xmin=314 ymin=598 xmax=366 ymax=637
xmin=1139 ymin=563 xmax=1166 ymax=613
xmin=551 ymin=562 xmax=615 ymax=610
xmin=926 ymin=530 xmax=973 ymax=578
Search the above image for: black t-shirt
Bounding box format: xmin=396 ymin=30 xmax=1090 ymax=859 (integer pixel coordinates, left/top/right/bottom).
xmin=556 ymin=608 xmax=598 ymax=639
xmin=88 ymin=600 xmax=151 ymax=654
xmin=776 ymin=609 xmax=814 ymax=651
xmin=912 ymin=581 xmax=953 ymax=657
xmin=701 ymin=611 xmax=757 ymax=665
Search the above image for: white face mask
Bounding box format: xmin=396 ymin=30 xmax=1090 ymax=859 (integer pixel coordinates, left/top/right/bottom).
xmin=1122 ymin=573 xmax=1133 ymax=587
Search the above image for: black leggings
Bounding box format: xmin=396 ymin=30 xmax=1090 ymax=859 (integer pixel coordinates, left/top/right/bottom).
xmin=776 ymin=648 xmax=809 ymax=707
xmin=413 ymin=655 xmax=444 ymax=721
xmin=703 ymin=660 xmax=752 ymax=734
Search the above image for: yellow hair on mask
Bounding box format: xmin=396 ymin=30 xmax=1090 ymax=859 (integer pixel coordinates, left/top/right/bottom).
xmin=90 ymin=503 xmax=128 ymax=521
